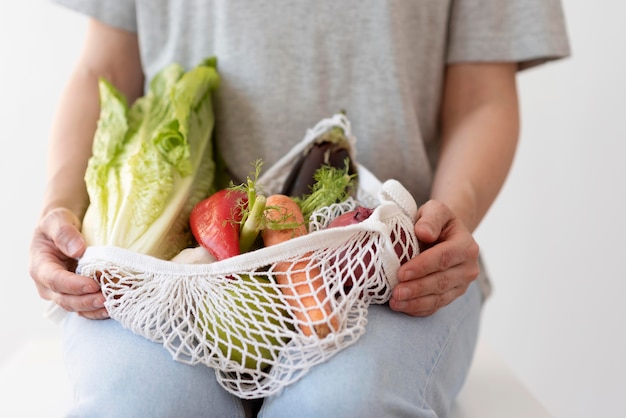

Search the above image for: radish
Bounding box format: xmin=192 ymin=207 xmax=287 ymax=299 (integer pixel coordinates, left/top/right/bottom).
xmin=327 ymin=206 xmax=374 ymax=292
xmin=327 ymin=206 xmax=417 ymax=294
xmin=327 ymin=206 xmax=374 ymax=228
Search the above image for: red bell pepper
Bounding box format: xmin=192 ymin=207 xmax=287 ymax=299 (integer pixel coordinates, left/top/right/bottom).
xmin=190 ymin=189 xmax=247 ymax=260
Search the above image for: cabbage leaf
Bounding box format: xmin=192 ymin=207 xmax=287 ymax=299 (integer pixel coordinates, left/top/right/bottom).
xmin=81 ymin=58 xmax=220 ymax=259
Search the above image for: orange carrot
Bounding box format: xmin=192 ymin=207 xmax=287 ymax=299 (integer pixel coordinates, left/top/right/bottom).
xmin=261 ymin=194 xmax=339 ymax=338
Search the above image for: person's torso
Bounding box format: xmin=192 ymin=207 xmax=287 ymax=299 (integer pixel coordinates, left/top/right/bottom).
xmin=133 ymin=0 xmax=452 ymax=204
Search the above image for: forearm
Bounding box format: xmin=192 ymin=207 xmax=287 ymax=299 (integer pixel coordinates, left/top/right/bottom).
xmin=42 ymin=68 xmax=101 ymax=219
xmin=431 ymin=63 xmax=519 ymax=232
xmin=41 ymin=20 xmax=144 ymax=220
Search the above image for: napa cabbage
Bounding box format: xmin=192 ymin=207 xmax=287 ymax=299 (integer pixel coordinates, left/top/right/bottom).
xmin=81 ymin=57 xmax=220 ymax=259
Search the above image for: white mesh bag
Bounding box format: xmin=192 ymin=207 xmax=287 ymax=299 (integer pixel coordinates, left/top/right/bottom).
xmin=76 ymin=114 xmax=421 ymax=399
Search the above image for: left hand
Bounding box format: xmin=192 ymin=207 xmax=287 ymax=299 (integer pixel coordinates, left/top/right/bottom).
xmin=390 ymin=200 xmax=480 ymax=316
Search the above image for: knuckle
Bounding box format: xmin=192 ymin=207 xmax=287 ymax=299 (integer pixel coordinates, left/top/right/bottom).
xmin=468 ymin=263 xmax=480 ymax=281
xmin=439 ymin=248 xmax=454 ymax=270
xmin=78 ymin=299 xmax=94 ymax=312
xmin=35 ymin=284 xmax=49 ymax=301
xmin=55 ymin=299 xmax=74 ymax=313
xmin=434 ymin=294 xmax=445 ymax=310
xmin=467 ymin=240 xmax=480 ymax=259
xmin=414 ymin=295 xmax=438 ymax=316
xmin=409 ymin=305 xmax=432 ymax=317
xmin=409 ymin=281 xmax=425 ymax=297
xmin=56 ymin=294 xmax=94 ymax=314
xmin=46 ymin=207 xmax=79 ymax=226
xmin=439 ymin=291 xmax=454 ymax=308
xmin=40 ymin=209 xmax=64 ymax=234
xmin=46 ymin=271 xmax=65 ymax=294
xmin=421 ymin=307 xmax=438 ymax=317
xmin=463 ymin=258 xmax=481 ymax=284
xmin=41 ymin=209 xmax=82 ymax=249
xmin=437 ymin=274 xmax=450 ymax=292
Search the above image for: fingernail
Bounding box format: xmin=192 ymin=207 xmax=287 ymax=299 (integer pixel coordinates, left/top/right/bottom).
xmin=82 ymin=284 xmax=98 ymax=293
xmin=395 ymin=286 xmax=410 ymax=301
xmin=392 ymin=299 xmax=407 ymax=311
xmin=419 ymin=222 xmax=435 ymax=237
xmin=400 ymin=269 xmax=415 ymax=282
xmin=93 ymin=297 xmax=105 ymax=308
xmin=68 ymin=237 xmax=84 ymax=256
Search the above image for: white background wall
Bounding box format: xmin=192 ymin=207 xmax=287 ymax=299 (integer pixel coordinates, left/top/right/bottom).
xmin=1 ymin=1 xmax=623 ymax=417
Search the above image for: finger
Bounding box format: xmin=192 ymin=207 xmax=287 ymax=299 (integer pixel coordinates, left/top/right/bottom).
xmin=52 ymin=292 xmax=107 ymax=317
xmin=31 ymin=250 xmax=99 ymax=296
xmin=390 ymin=285 xmax=465 ymax=317
xmin=29 ymin=225 xmax=98 ymax=297
xmin=48 ymin=266 xmax=101 ymax=296
xmin=79 ymin=309 xmax=110 ymax=320
xmin=41 ymin=281 xmax=109 ymax=320
xmin=40 ymin=208 xmax=86 ymax=258
xmin=394 ymin=263 xmax=469 ymax=302
xmin=398 ymin=237 xmax=478 ymax=282
xmin=414 ymin=200 xmax=452 ymax=244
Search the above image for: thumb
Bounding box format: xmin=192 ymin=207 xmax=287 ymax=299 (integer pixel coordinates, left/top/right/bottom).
xmin=414 ymin=200 xmax=451 ymax=244
xmin=42 ymin=208 xmax=86 ymax=258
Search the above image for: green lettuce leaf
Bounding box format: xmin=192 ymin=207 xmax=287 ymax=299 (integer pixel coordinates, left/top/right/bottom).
xmin=82 ymin=57 xmax=220 ymax=259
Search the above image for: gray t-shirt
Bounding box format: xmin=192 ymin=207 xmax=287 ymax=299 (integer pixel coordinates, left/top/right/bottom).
xmin=52 ymin=0 xmax=570 ymax=298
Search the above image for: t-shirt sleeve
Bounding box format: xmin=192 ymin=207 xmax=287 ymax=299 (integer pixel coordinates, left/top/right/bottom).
xmin=52 ymin=0 xmax=137 ymax=33
xmin=447 ymin=0 xmax=571 ymax=70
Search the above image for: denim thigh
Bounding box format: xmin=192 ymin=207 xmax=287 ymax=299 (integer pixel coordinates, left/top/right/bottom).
xmin=62 ymin=281 xmax=481 ymax=418
xmin=62 ymin=314 xmax=246 ymax=418
xmin=259 ymin=281 xmax=482 ymax=418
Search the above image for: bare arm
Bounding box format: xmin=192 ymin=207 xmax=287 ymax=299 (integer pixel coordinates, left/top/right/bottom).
xmin=431 ymin=63 xmax=519 ymax=232
xmin=29 ymin=19 xmax=144 ymax=319
xmin=43 ymin=19 xmax=144 ymax=218
xmin=391 ymin=63 xmax=519 ymax=316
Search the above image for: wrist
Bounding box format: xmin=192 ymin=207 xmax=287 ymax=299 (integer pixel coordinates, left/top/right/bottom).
xmin=429 ymin=184 xmax=479 ymax=232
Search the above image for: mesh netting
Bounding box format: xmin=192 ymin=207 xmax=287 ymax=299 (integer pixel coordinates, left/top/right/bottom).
xmin=76 ymin=114 xmax=421 ymax=398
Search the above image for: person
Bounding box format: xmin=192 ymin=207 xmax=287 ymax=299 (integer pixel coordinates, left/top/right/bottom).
xmin=29 ymin=1 xmax=570 ymax=417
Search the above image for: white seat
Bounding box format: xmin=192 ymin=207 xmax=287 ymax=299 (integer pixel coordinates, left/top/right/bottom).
xmin=450 ymin=341 xmax=554 ymax=418
xmin=0 ymin=337 xmax=552 ymax=417
xmin=0 ymin=337 xmax=71 ymax=418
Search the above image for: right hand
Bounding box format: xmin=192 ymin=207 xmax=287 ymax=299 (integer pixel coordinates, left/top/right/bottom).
xmin=28 ymin=208 xmax=108 ymax=319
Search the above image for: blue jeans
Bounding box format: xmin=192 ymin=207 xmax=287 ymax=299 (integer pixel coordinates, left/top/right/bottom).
xmin=62 ymin=281 xmax=482 ymax=418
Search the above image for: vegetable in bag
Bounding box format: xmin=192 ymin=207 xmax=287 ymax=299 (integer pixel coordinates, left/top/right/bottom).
xmin=81 ymin=57 xmax=220 ymax=260
xmin=75 ymin=113 xmax=422 ymax=399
